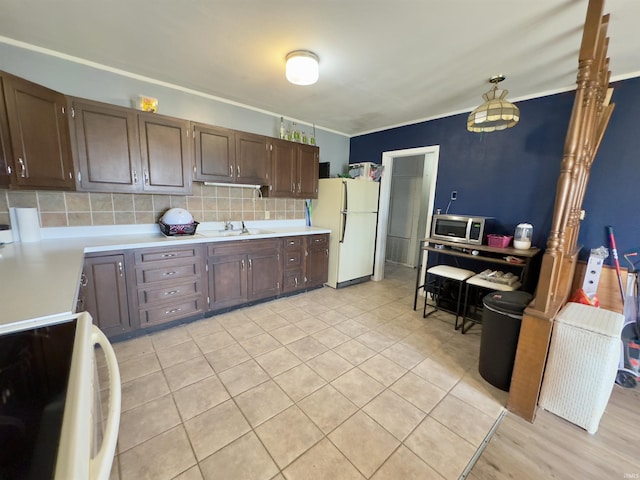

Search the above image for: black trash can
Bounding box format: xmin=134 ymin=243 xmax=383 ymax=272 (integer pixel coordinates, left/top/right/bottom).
xmin=478 ymin=290 xmax=533 ymax=391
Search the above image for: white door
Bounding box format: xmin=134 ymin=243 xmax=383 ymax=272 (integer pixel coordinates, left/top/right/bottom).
xmin=386 ymin=156 xmax=424 ymax=266
xmin=374 ymin=146 xmax=440 ymax=282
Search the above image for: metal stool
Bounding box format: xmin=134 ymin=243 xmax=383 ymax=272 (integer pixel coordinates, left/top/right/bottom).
xmin=423 ymin=265 xmax=475 ymax=328
xmin=460 ymin=274 xmax=521 ymax=333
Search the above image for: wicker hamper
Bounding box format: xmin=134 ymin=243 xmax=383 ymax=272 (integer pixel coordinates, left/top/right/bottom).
xmin=538 ymin=302 xmax=624 ymax=434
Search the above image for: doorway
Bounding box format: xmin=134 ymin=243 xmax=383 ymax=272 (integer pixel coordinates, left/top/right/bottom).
xmin=373 ymin=145 xmax=439 ymax=282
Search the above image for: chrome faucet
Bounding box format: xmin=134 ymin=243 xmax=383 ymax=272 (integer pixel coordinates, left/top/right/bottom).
xmin=241 ymin=221 xmax=249 ymax=234
xmin=224 ymin=221 xmax=233 ymax=231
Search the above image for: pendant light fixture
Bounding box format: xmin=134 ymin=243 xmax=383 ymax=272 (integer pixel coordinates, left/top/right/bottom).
xmin=286 ymin=50 xmax=319 ymax=85
xmin=467 ymin=75 xmax=520 ymax=132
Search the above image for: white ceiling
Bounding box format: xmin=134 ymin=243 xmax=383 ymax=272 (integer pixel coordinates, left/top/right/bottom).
xmin=1 ymin=1 xmax=638 ymax=136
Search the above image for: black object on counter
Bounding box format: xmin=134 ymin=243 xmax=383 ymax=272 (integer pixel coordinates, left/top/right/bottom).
xmin=478 ymin=290 xmax=533 ymax=391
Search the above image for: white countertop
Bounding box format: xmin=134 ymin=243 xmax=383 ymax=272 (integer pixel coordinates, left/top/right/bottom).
xmin=0 ymin=220 xmax=330 ymax=334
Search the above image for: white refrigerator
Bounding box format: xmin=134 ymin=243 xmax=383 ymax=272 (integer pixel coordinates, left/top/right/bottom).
xmin=312 ymin=178 xmax=380 ymax=288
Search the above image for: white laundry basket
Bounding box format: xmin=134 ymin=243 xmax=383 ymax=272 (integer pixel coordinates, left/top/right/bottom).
xmin=539 ymin=302 xmax=624 ymax=434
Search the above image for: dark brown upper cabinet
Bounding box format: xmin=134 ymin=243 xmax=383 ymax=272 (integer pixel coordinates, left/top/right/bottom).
xmin=0 ymin=76 xmax=12 ymax=188
xmin=297 ymin=143 xmax=319 ymax=198
xmin=70 ymin=98 xmax=141 ymax=193
xmin=138 ymin=112 xmax=192 ymax=195
xmin=1 ymin=72 xmax=75 ymax=190
xmin=71 ymin=98 xmax=192 ymax=194
xmin=235 ymin=131 xmax=270 ymax=185
xmin=265 ymin=139 xmax=318 ymax=198
xmin=192 ymin=126 xmax=270 ymax=186
xmin=269 ymin=139 xmax=297 ymax=197
xmin=192 ymin=123 xmax=236 ymax=182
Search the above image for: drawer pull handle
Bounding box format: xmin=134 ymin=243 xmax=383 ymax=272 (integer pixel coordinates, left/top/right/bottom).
xmin=162 ymin=253 xmax=177 ymax=258
xmin=164 ymin=271 xmax=177 ymax=276
xmin=164 ymin=290 xmax=179 ymax=296
xmin=289 ymin=257 xmax=296 ymax=262
xmin=118 ymin=261 xmax=123 ymax=277
xmin=165 ymin=308 xmax=181 ymax=314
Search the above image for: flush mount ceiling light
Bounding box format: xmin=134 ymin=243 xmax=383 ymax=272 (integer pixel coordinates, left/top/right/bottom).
xmin=467 ymin=75 xmax=520 ymax=132
xmin=286 ymin=50 xmax=319 ymax=85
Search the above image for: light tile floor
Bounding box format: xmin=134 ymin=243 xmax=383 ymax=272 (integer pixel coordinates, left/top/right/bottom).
xmin=105 ymin=264 xmax=508 ymax=480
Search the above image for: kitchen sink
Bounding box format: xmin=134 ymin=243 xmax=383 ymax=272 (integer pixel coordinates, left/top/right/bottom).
xmin=198 ymin=228 xmax=274 ymax=238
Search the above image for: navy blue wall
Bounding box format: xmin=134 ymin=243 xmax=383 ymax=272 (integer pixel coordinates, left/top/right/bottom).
xmin=350 ymin=76 xmax=640 ymax=264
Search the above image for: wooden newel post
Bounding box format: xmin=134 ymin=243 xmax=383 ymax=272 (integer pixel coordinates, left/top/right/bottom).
xmin=507 ymin=0 xmax=615 ymax=422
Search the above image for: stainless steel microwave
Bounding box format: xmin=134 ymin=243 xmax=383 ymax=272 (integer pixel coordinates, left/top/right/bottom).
xmin=430 ymin=214 xmax=494 ymax=245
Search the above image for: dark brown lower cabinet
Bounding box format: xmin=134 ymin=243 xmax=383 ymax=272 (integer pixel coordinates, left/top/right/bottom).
xmin=248 ymin=246 xmax=281 ymax=300
xmin=208 ymin=239 xmax=281 ymax=311
xmin=208 ymin=251 xmax=248 ymax=310
xmin=81 ymin=235 xmax=325 ymax=339
xmin=306 ymin=234 xmax=329 ymax=287
xmin=132 ymin=244 xmax=206 ymax=329
xmin=282 ymin=234 xmax=328 ymax=293
xmin=79 ymin=253 xmax=133 ymax=338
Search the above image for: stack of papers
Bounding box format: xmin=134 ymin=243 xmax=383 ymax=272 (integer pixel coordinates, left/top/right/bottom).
xmin=476 ymin=269 xmax=519 ymax=286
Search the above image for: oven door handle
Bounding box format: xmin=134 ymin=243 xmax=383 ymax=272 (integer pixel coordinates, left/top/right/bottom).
xmin=90 ymin=326 xmax=121 ymax=480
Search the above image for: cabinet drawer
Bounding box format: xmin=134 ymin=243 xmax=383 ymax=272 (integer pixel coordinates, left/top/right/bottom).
xmin=308 ymin=234 xmax=328 ymax=246
xmin=283 ymin=270 xmax=304 ymax=292
xmin=139 ymin=298 xmax=204 ymax=328
xmin=135 ymin=246 xmax=200 ymax=264
xmin=137 ymin=280 xmax=202 ymax=305
xmin=136 ymin=262 xmax=200 ymax=284
xmin=284 ymin=237 xmax=303 ymax=249
xmin=284 ymin=250 xmax=303 ymax=269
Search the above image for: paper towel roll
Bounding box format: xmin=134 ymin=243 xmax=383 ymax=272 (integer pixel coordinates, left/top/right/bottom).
xmin=16 ymin=207 xmax=41 ymax=242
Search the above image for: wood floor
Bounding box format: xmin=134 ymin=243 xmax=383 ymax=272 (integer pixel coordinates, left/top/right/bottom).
xmin=469 ymin=383 xmax=640 ymax=479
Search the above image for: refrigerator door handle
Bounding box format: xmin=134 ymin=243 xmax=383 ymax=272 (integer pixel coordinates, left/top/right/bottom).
xmin=342 ymin=180 xmax=348 ymax=213
xmin=339 ymin=211 xmax=347 ymax=243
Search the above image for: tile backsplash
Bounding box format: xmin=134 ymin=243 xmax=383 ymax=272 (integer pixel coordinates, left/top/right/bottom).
xmin=0 ymin=184 xmax=306 ymax=228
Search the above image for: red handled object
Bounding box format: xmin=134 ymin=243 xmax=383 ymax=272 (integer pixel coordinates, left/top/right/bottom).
xmin=606 ymin=226 xmax=625 ymax=305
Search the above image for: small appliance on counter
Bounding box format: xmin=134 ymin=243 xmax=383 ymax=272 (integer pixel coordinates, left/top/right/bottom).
xmin=431 ymin=214 xmax=494 ymax=246
xmin=514 ymin=223 xmax=533 ymax=249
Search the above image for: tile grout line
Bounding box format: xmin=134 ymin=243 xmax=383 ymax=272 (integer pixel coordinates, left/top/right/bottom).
xmin=111 ymin=271 xmax=500 ymax=480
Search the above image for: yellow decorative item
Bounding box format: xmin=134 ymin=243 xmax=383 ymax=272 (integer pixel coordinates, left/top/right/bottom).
xmin=138 ymin=95 xmax=158 ymax=113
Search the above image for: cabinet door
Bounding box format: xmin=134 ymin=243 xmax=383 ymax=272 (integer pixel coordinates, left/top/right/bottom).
xmin=235 ymin=131 xmax=269 ymax=185
xmin=72 ymin=99 xmax=141 ymax=193
xmin=82 ymin=254 xmax=132 ymax=337
xmin=306 ymin=235 xmax=329 ymax=287
xmin=0 ymin=77 xmax=11 ymax=188
xmin=248 ymin=249 xmax=281 ymax=300
xmin=139 ymin=113 xmax=192 ymax=194
xmin=269 ymin=139 xmax=296 ymax=197
xmin=208 ymin=253 xmax=248 ymax=310
xmin=193 ymin=123 xmax=236 ymax=182
xmin=297 ymin=144 xmax=319 ymax=199
xmin=2 ymin=74 xmax=74 ymax=189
